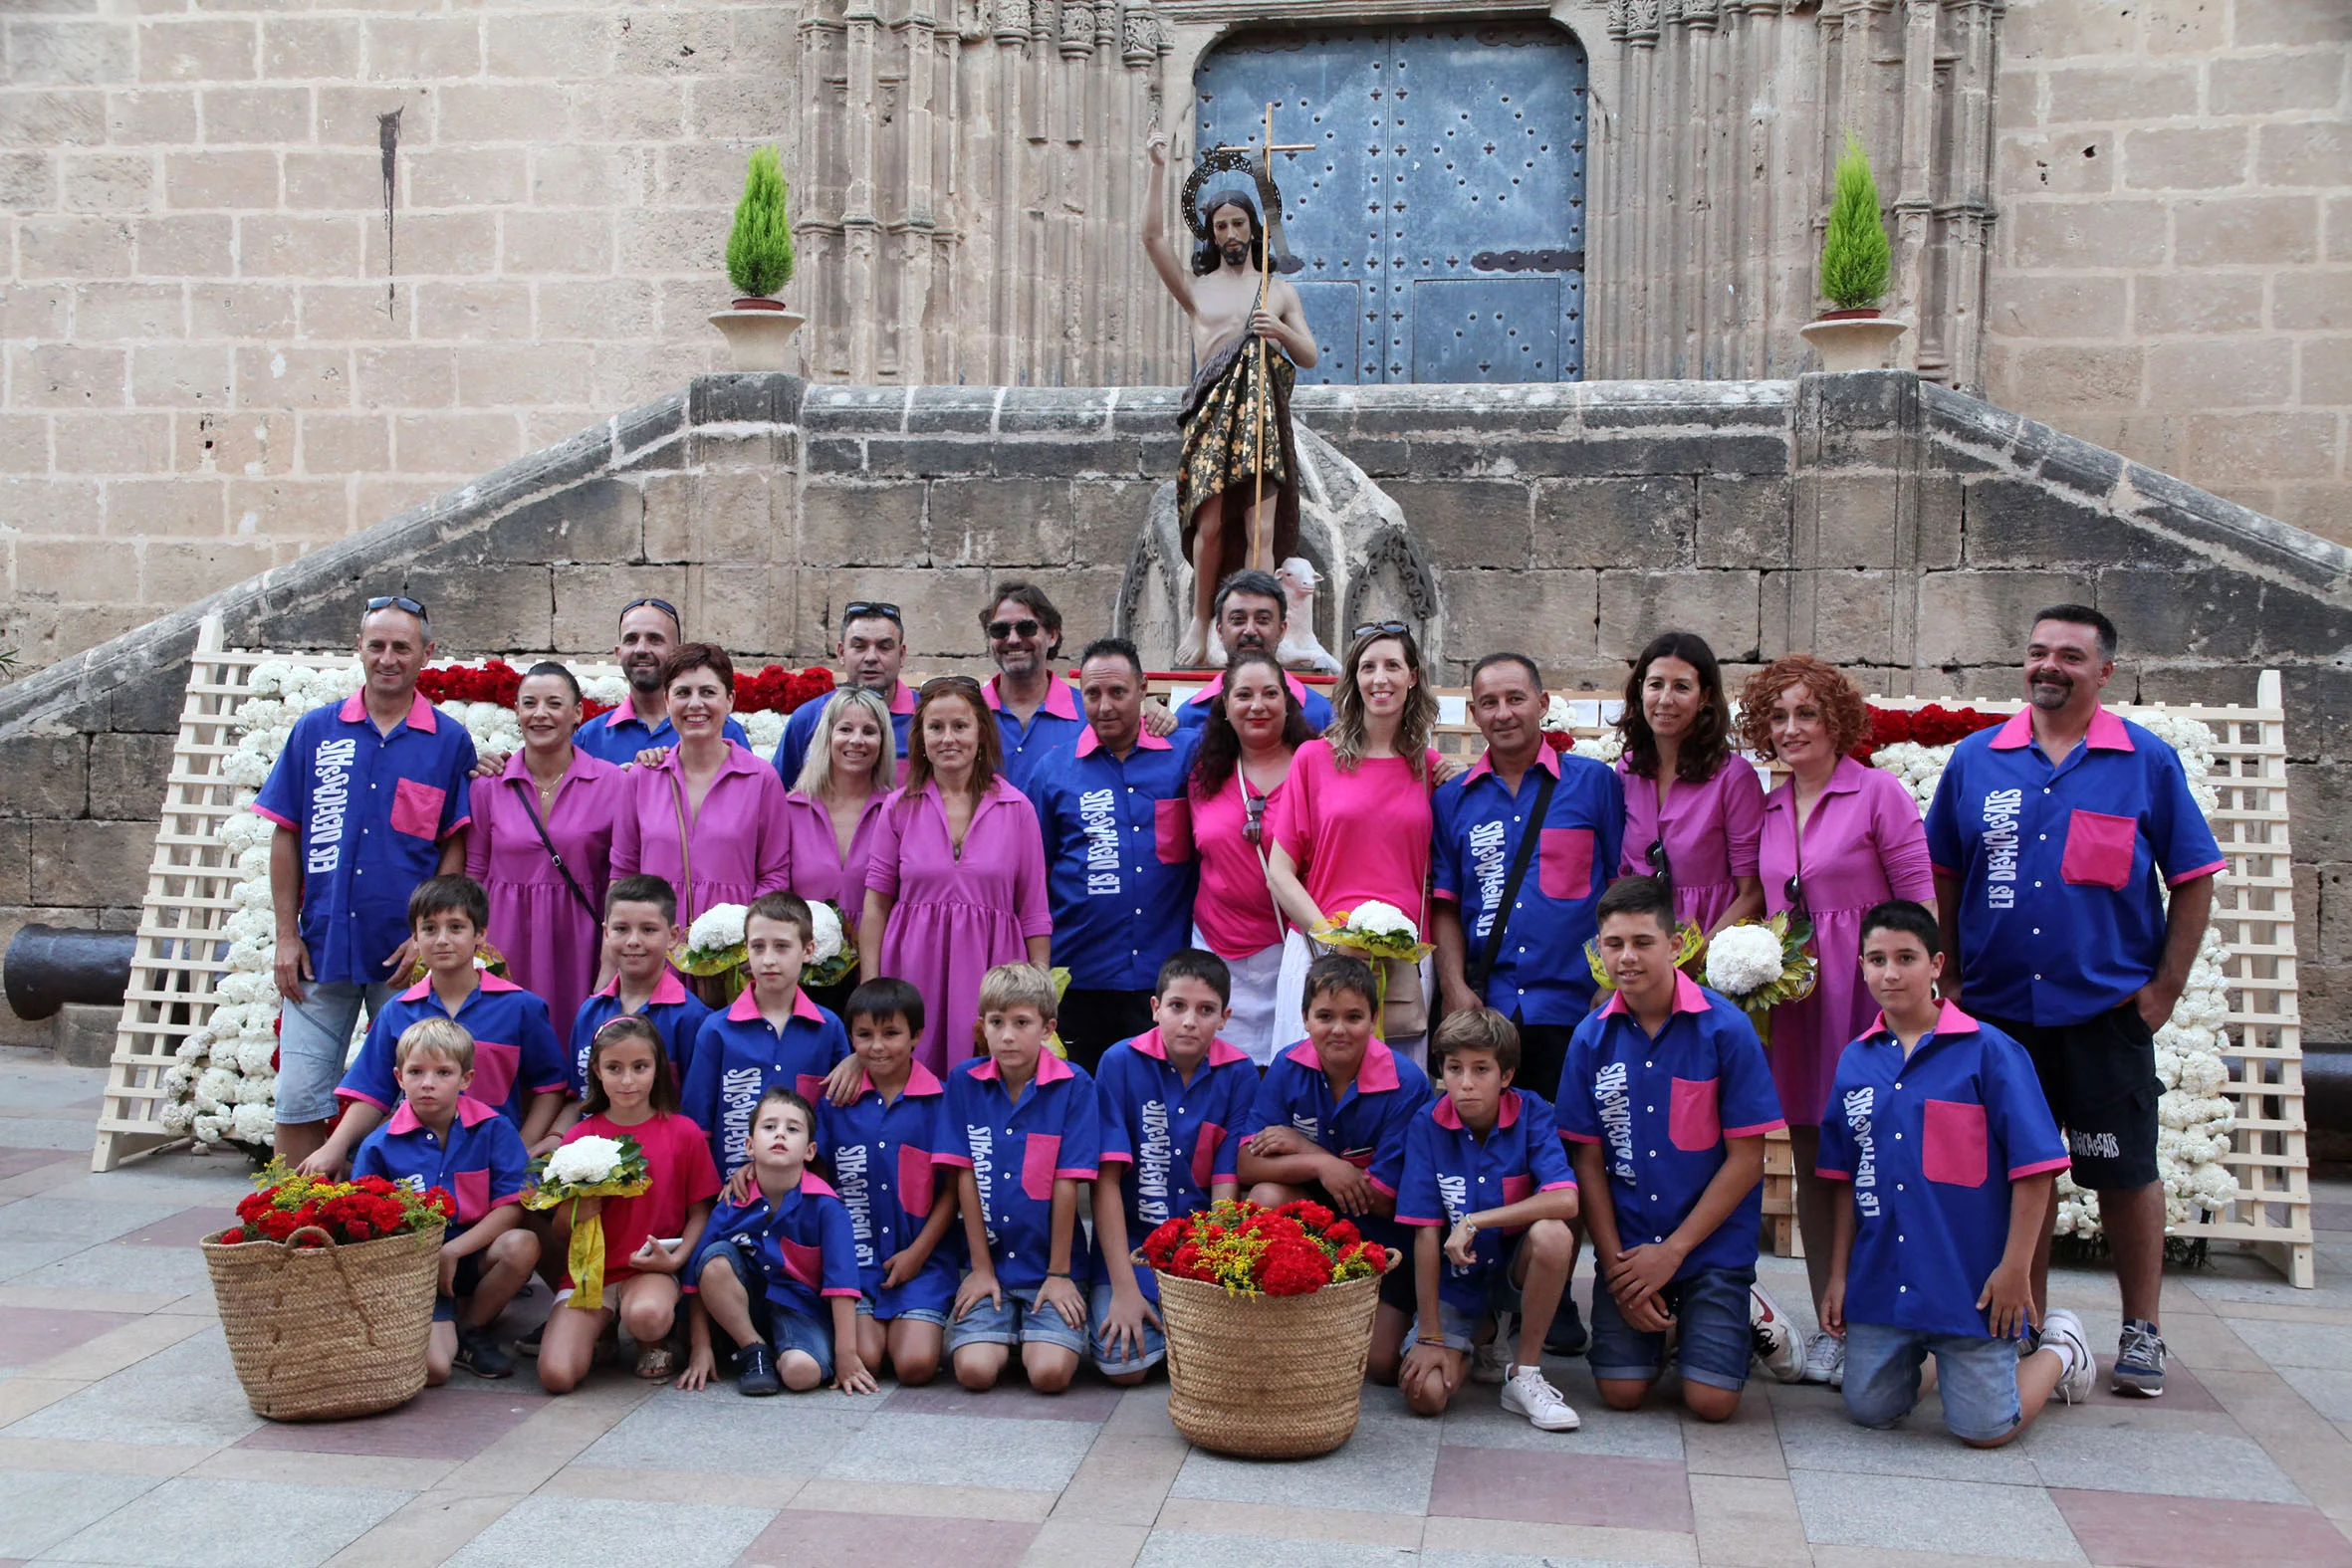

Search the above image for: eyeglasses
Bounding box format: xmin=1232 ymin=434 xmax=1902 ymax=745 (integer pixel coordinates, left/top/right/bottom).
xmin=841 ymin=600 xmax=902 ymax=625
xmin=1784 ymin=872 xmax=1807 ymax=915
xmin=618 ymin=595 xmax=682 ymax=630
xmin=1243 ymin=791 xmax=1267 ymax=845
xmin=1352 ymin=620 xmax=1411 ymax=640
xmin=986 ymin=617 xmax=1043 ymax=640
xmin=364 ymin=594 xmax=428 ymax=618
xmin=919 ymin=675 xmax=985 ymax=697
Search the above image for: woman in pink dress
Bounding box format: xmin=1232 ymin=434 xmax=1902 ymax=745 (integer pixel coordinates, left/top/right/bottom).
xmin=1186 ymin=650 xmax=1314 ymax=1064
xmin=1265 ymin=623 xmax=1444 ymax=1052
xmin=783 ymin=686 xmax=894 ymax=1014
xmin=1614 ymin=631 xmax=1765 ymax=935
xmin=1739 ymin=655 xmax=1934 ymax=1381
xmin=610 ymin=643 xmax=793 ymax=927
xmin=858 ymin=678 xmax=1052 ymax=1075
xmin=464 ymin=663 xmax=624 ymax=1047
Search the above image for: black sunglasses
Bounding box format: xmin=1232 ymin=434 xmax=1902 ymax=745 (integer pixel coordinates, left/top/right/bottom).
xmin=618 ymin=595 xmax=682 ymax=630
xmin=1352 ymin=619 xmax=1411 ymax=640
xmin=1784 ymin=873 xmax=1807 ymax=915
xmin=364 ymin=594 xmax=428 ymax=619
xmin=987 ymin=617 xmax=1043 ymax=640
xmin=842 ymin=600 xmax=902 ymax=626
xmin=920 ymin=675 xmax=985 ymax=697
xmin=1243 ymin=791 xmax=1267 ymax=845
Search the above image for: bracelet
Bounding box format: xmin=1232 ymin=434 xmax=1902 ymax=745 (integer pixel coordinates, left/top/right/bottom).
xmin=1415 ymin=1334 xmax=1449 ymax=1346
xmin=1045 ymin=1271 xmax=1071 ymax=1281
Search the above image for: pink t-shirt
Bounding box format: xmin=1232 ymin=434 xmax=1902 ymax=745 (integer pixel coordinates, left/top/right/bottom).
xmin=562 ymin=1110 xmax=721 ymax=1289
xmin=1189 ymin=766 xmax=1290 ymax=959
xmin=1270 ymin=740 xmax=1439 ymax=923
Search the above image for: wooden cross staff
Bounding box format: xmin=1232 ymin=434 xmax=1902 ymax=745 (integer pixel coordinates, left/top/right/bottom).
xmin=1217 ymin=104 xmax=1312 ymax=565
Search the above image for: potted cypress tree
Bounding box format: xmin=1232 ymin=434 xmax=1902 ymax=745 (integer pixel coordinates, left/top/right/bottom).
xmin=708 ymin=144 xmax=805 ymax=371
xmin=1798 ymin=131 xmax=1909 ymax=372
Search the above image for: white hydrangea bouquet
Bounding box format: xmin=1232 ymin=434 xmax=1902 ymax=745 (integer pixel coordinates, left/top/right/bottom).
xmin=524 ymin=1133 xmax=651 ymax=1310
xmin=1310 ymin=900 xmax=1435 ymax=1040
xmin=801 ymin=900 xmax=857 ymax=990
xmin=671 ymin=902 xmax=751 ymax=1006
xmin=1699 ymin=915 xmax=1818 ymax=1048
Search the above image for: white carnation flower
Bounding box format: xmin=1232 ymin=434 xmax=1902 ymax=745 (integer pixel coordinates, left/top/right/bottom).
xmin=545 ymin=1136 xmax=627 ymax=1185
xmin=231 ymin=1104 xmax=277 ymax=1145
xmin=220 ymin=751 xmax=272 ymax=788
xmin=177 ymin=1033 xmax=213 ymax=1063
xmin=687 ymin=904 xmax=748 ymax=953
xmin=216 ymin=972 xmax=274 ymax=1006
xmin=1344 ymin=901 xmax=1418 ymax=941
xmin=235 ymin=1071 xmax=277 ymax=1106
xmin=1705 ymin=924 xmax=1784 ymax=997
xmin=216 ymin=812 xmax=274 ymax=854
xmin=582 ymin=675 xmax=630 ymax=708
xmin=194 ymin=1067 xmax=241 ymax=1113
xmin=808 ymin=899 xmax=845 ymax=965
xmin=160 ymin=1101 xmax=195 ymax=1135
xmin=226 ymin=937 xmax=273 ymax=974
xmin=246 ymin=661 xmax=293 ymax=698
xmin=163 ymin=1063 xmax=198 ymax=1095
xmin=742 ymin=711 xmax=787 ymax=751
xmin=236 ymin=1039 xmax=277 ymax=1076
xmin=1572 ymin=731 xmax=1624 ymax=764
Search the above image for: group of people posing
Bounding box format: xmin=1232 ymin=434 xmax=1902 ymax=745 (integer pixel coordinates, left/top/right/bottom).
xmin=254 ymin=578 xmax=2223 ymax=1445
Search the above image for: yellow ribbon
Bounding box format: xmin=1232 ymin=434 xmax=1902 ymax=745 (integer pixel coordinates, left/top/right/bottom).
xmin=566 ymin=1197 xmax=610 ymax=1311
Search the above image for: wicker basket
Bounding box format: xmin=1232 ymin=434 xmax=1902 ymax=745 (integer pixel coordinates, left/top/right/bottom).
xmin=1146 ymin=1250 xmax=1396 ymax=1459
xmin=201 ymin=1222 xmax=444 ymax=1421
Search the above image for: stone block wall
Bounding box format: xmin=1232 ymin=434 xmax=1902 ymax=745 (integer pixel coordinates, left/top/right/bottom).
xmin=3 ymin=370 xmax=2346 ymax=1047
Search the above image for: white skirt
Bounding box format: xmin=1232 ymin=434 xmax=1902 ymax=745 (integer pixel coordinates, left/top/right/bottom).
xmin=1195 ymin=926 xmax=1285 ymax=1067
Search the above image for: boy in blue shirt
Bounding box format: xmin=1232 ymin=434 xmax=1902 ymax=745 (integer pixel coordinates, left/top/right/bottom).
xmin=1374 ymin=1008 xmax=1581 ymax=1432
xmin=679 ymin=892 xmax=851 ymax=1178
xmin=1818 ymin=901 xmax=2094 ymax=1443
xmin=679 ymin=1086 xmax=873 ymax=1396
xmin=1558 ymin=877 xmax=1790 ymax=1422
xmin=817 ymin=978 xmax=959 ymax=1389
xmin=566 ymin=874 xmax=710 ymax=1102
xmin=351 ymin=1016 xmax=538 ymax=1383
xmin=310 ymin=875 xmax=568 ymax=1176
xmin=1088 ymin=949 xmax=1259 ymax=1384
xmin=937 ymin=963 xmax=1102 ymax=1395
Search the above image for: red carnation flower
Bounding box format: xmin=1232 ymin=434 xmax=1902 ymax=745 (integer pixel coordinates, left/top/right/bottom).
xmin=1259 ymin=1237 xmax=1332 ymax=1296
xmin=1324 ymin=1219 xmax=1361 ymax=1248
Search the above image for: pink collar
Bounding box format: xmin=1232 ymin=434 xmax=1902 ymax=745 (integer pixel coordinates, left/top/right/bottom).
xmin=339 ymin=690 xmax=440 ymax=733
xmin=1282 ymin=1036 xmax=1402 ymax=1094
xmin=594 ymin=969 xmax=689 ymax=1007
xmin=1075 ymin=724 xmax=1173 ymax=759
xmin=385 ymin=1094 xmax=499 ymax=1135
xmin=983 ymin=675 xmax=1082 ymax=722
xmin=1767 ymin=753 xmax=1867 ymax=807
xmin=1598 ymin=970 xmax=1712 ymax=1020
xmin=970 ymin=1048 xmax=1076 ymax=1087
xmin=1865 ymin=1000 xmax=1980 ymax=1040
xmin=398 ymin=972 xmax=517 ymax=1005
xmin=797 ymin=1171 xmax=838 ymax=1199
xmin=1991 ymin=705 xmax=2134 ymax=754
xmin=501 ymin=746 xmax=613 ymax=784
xmin=1128 ymin=1025 xmax=1250 ymax=1069
xmin=886 ymin=680 xmax=918 ymax=716
xmin=857 ymin=1059 xmax=944 ymax=1098
xmin=652 ymin=738 xmax=764 ymax=778
xmin=727 ymin=987 xmax=826 ymax=1024
xmin=1432 ymin=1086 xmax=1524 ymax=1132
xmin=1463 ymin=742 xmax=1563 ymax=786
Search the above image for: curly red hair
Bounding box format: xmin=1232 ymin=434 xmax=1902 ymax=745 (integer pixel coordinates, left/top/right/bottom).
xmin=1737 ymin=656 xmax=1869 ymax=761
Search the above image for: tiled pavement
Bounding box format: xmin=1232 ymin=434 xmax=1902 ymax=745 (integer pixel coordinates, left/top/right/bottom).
xmin=2 ymin=1051 xmax=2349 ymax=1568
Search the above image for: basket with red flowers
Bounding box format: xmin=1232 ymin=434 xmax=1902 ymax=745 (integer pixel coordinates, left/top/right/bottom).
xmin=201 ymin=1163 xmax=452 ymax=1422
xmin=1135 ymin=1199 xmax=1398 ymax=1458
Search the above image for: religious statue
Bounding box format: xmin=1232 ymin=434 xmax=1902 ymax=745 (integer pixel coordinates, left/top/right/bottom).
xmin=1142 ymin=124 xmax=1319 ymax=668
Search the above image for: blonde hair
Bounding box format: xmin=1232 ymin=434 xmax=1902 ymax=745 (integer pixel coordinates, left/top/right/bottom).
xmin=793 ymin=686 xmax=897 ymax=797
xmin=977 ymin=962 xmax=1057 ymax=1023
xmin=395 ymin=1016 xmax=475 ymax=1074
xmin=1326 ymin=625 xmax=1439 ymax=780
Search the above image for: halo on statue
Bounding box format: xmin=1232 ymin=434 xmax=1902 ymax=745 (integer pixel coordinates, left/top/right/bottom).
xmin=1183 ymin=146 xmax=1304 ymax=274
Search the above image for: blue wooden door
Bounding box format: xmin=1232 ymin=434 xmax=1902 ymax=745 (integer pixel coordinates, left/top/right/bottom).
xmin=1194 ymin=22 xmax=1587 ymax=385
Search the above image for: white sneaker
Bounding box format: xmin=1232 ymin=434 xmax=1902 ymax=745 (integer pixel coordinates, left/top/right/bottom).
xmin=2041 ymin=1308 xmax=2095 ymax=1406
xmin=1749 ymin=1282 xmax=1807 ymax=1383
xmin=1802 ymin=1329 xmax=1845 ymax=1388
xmin=1501 ymin=1364 xmax=1581 ymax=1431
xmin=1471 ymin=1313 xmax=1512 ymax=1385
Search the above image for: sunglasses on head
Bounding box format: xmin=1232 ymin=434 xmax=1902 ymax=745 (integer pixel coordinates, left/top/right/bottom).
xmin=619 ymin=595 xmax=682 ymax=629
xmin=842 ymin=600 xmax=902 ymax=626
xmin=1352 ymin=620 xmax=1411 ymax=641
xmin=987 ymin=617 xmax=1043 ymax=640
xmin=920 ymin=675 xmax=985 ymax=697
xmin=364 ymin=594 xmax=428 ymax=619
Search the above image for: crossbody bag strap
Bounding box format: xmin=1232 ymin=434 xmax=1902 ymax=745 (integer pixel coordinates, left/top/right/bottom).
xmin=1467 ymin=763 xmax=1556 ymax=998
xmin=510 ymin=775 xmax=600 ymax=926
xmin=667 ymin=768 xmax=695 ymax=923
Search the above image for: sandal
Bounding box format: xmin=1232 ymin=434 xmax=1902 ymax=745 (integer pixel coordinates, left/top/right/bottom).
xmin=633 ymin=1344 xmax=675 ymax=1380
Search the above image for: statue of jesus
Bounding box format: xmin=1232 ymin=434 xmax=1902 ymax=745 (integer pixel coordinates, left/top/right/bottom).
xmin=1143 ymin=128 xmax=1320 ymax=669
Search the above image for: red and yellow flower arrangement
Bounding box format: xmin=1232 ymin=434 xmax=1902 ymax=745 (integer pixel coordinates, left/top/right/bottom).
xmin=416 ymin=659 xmax=839 ymax=721
xmin=1139 ymin=1199 xmax=1389 ymax=1297
xmin=218 ymin=1162 xmax=453 ymax=1246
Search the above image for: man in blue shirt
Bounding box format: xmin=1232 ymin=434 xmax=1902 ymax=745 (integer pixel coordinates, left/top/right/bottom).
xmin=1925 ymin=604 xmax=2225 ymax=1399
xmin=1171 ymin=570 xmax=1335 ymax=735
xmin=1033 ymin=638 xmax=1202 ymax=1070
xmin=254 ymin=593 xmax=476 ymax=1170
xmin=769 ymin=599 xmax=918 ymax=786
xmin=573 ymin=595 xmax=750 ymax=763
xmin=1432 ymin=652 xmax=1625 ymax=1100
xmin=977 ymin=582 xmax=1087 ymax=797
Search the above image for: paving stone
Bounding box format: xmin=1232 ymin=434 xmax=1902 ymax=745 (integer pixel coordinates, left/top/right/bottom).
xmin=2269 ymin=1366 xmax=2352 ymax=1422
xmin=0 ymin=1468 xmax=162 ymax=1559
xmin=235 ymin=1385 xmax=547 ymax=1460
xmin=1133 ymin=1531 xmax=1417 ymax=1568
xmin=1428 ymin=1446 xmax=1694 ymax=1530
xmin=2048 ymin=1489 xmax=2352 ymax=1568
xmin=0 ymin=1305 xmax=141 ymax=1368
xmin=1769 ymin=1399 xmax=2041 ymax=1484
xmin=818 ymin=1411 xmax=1100 ymax=1491
xmin=4 ymin=1327 xmax=263 ymax=1448
xmin=1787 ymin=1470 xmax=2087 ymax=1561
xmin=2220 ymin=1317 xmax=2352 ymax=1373
xmin=442 ymin=1495 xmax=776 ymax=1568
xmin=112 ymin=1208 xmax=239 ymax=1248
xmin=44 ymin=1476 xmax=410 ymax=1568
xmin=881 ymin=1376 xmax=1121 ymax=1424
xmin=1168 ymin=1392 xmax=1440 ymax=1514
xmin=734 ymin=1507 xmax=1037 ymax=1567
xmin=2025 ymin=1425 xmax=2306 ymax=1504
xmin=1438 ymin=1362 xmax=1684 ymax=1459
xmin=572 ymin=1384 xmax=878 ymax=1475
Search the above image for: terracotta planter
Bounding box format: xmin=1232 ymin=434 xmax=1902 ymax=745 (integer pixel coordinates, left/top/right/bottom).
xmin=1799 ymin=314 xmax=1910 ymax=372
xmin=708 ymin=306 xmax=807 ymax=371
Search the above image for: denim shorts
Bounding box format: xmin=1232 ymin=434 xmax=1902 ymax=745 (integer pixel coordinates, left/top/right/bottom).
xmin=1436 ymin=1250 xmax=1529 ymax=1353
xmin=276 ymin=980 xmax=396 ymax=1124
xmin=1087 ymin=1279 xmax=1167 ymax=1375
xmin=854 ymin=1295 xmax=949 ymax=1327
xmin=1842 ymin=1320 xmax=2022 ymax=1443
xmin=768 ymin=1304 xmax=835 ymax=1382
xmin=432 ymin=1251 xmax=484 ymax=1324
xmin=699 ymin=1245 xmax=776 ymax=1349
xmin=1586 ymin=1262 xmax=1757 ymax=1392
xmin=947 ymin=1283 xmax=1089 ymax=1356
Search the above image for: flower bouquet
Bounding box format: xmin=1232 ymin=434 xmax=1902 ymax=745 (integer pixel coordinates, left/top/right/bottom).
xmin=1583 ymin=919 xmax=1710 ymax=995
xmin=525 ymin=1135 xmax=651 ymax=1310
xmin=201 ymin=1163 xmax=453 ymax=1421
xmin=1701 ymin=914 xmax=1818 ymax=1048
xmin=801 ymin=900 xmax=857 ymax=990
xmin=1309 ymin=900 xmax=1434 ymax=1039
xmin=399 ymin=937 xmax=509 ymax=990
xmin=1134 ymin=1200 xmax=1399 ymax=1459
xmin=672 ymin=902 xmax=750 ymax=1007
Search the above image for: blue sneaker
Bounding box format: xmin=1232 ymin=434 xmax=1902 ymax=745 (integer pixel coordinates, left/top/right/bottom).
xmin=737 ymin=1342 xmax=783 ymax=1397
xmin=2112 ymin=1318 xmax=2166 ymax=1398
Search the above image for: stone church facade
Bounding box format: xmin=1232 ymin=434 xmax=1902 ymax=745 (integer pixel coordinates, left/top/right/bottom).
xmin=0 ymin=0 xmax=2344 ymax=669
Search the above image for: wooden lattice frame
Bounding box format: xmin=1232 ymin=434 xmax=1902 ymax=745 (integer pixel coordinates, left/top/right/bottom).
xmin=94 ymin=642 xmax=2316 ymax=1288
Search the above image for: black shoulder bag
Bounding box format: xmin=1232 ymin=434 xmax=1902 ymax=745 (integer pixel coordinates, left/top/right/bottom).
xmin=510 ymin=776 xmax=601 ymax=926
xmin=1466 ymin=765 xmax=1556 ymax=999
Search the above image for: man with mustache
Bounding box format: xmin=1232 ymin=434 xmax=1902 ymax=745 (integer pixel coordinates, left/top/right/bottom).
xmin=1142 ymin=129 xmax=1319 ymax=669
xmin=573 ymin=596 xmax=750 ymax=764
xmin=1925 ymin=605 xmax=2224 ymax=1401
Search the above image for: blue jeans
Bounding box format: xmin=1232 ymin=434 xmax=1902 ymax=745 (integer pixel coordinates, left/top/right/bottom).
xmin=1586 ymin=1262 xmax=1756 ymax=1392
xmin=277 ymin=980 xmax=396 ymax=1124
xmin=948 ymin=1283 xmax=1088 ymax=1355
xmin=1843 ymin=1320 xmax=2023 ymax=1443
xmin=1087 ymin=1279 xmax=1167 ymax=1375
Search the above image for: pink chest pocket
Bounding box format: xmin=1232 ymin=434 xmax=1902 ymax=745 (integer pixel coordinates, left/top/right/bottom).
xmin=897 ymin=1143 xmax=934 ymax=1215
xmin=390 ymin=779 xmax=446 ymax=840
xmin=777 ymin=1235 xmax=824 ymax=1288
xmin=452 ymin=1169 xmax=491 ymax=1225
xmin=1021 ymin=1133 xmax=1061 ymax=1200
xmin=1923 ymin=1099 xmax=1989 ymax=1186
xmin=470 ymin=1040 xmax=520 ymax=1110
xmin=1191 ymin=1124 xmax=1227 ymax=1187
xmin=795 ymin=1073 xmax=826 ymax=1104
xmin=1154 ymin=798 xmax=1192 ymax=865
xmin=1537 ymin=828 xmax=1595 ymax=901
xmin=1669 ymin=1076 xmax=1721 ymax=1152
xmin=2060 ymin=809 xmax=2138 ymax=890
xmin=1501 ymin=1173 xmax=1535 ymax=1207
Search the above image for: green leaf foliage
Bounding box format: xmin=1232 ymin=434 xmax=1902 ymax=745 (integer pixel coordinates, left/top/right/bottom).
xmin=726 ymin=144 xmax=795 ymax=299
xmin=1819 ymin=129 xmax=1890 ymax=311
